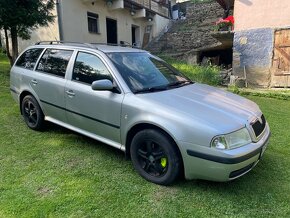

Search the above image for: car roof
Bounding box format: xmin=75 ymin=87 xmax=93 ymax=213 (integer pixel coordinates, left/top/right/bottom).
xmin=94 ymin=44 xmax=145 ymax=53
xmin=32 ymin=41 xmax=147 ymax=53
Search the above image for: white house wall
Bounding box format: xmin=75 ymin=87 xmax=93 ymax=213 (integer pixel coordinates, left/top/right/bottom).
xmin=4 ymin=0 xmax=170 ymax=53
xmin=61 ymin=0 xmax=170 ymax=46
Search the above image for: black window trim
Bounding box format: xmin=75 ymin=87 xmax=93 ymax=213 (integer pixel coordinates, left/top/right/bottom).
xmin=33 ymin=48 xmax=47 ymax=71
xmin=35 ymin=48 xmax=74 ymax=79
xmin=87 ymin=11 xmax=99 ymax=34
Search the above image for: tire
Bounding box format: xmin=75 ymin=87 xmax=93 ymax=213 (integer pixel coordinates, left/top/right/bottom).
xmin=130 ymin=129 xmax=181 ymax=185
xmin=21 ymin=95 xmax=44 ymax=130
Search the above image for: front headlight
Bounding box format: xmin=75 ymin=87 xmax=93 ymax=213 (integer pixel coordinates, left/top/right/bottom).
xmin=211 ymin=127 xmax=252 ymax=150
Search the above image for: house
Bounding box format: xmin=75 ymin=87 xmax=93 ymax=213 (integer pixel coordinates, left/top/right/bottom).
xmin=230 ymin=0 xmax=290 ymax=88
xmin=3 ymin=0 xmax=176 ymax=52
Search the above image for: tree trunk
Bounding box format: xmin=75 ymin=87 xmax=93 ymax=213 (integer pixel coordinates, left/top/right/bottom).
xmin=10 ymin=26 xmax=19 ymax=63
xmin=4 ymin=28 xmax=13 ymax=66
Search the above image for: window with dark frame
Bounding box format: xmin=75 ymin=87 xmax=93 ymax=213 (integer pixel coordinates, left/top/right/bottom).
xmin=36 ymin=49 xmax=73 ymax=78
xmin=73 ymin=52 xmax=112 ymax=85
xmin=87 ymin=12 xmax=99 ymax=34
xmin=15 ymin=48 xmax=44 ymax=70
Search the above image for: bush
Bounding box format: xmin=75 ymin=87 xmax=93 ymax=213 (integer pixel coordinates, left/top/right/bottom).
xmin=0 ymin=47 xmax=7 ymax=54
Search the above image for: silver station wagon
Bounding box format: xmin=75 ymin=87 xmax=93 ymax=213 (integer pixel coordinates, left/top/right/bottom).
xmin=10 ymin=42 xmax=271 ymax=185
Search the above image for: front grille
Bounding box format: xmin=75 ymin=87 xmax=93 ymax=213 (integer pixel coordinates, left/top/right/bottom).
xmin=251 ymin=114 xmax=266 ymax=138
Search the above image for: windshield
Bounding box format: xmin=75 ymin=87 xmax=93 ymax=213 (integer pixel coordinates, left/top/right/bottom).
xmin=107 ymin=52 xmax=192 ymax=93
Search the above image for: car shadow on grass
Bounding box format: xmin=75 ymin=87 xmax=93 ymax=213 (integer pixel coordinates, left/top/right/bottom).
xmin=44 ymin=121 xmax=126 ymax=157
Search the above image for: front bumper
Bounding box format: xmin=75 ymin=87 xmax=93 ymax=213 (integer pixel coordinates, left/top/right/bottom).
xmin=179 ymin=123 xmax=271 ymax=181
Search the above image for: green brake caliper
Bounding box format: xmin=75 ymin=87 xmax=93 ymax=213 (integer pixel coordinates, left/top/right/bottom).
xmin=160 ymin=157 xmax=167 ymax=168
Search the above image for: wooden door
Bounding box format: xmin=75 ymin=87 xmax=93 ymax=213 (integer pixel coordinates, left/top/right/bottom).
xmin=271 ymin=29 xmax=290 ymax=87
xmin=142 ymin=25 xmax=152 ymax=48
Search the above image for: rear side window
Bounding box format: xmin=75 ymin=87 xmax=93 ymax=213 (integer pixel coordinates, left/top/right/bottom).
xmin=36 ymin=49 xmax=73 ymax=78
xmin=15 ymin=48 xmax=44 ymax=70
xmin=72 ymin=52 xmax=112 ymax=84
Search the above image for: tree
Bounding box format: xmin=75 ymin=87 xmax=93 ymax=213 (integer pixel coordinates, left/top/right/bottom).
xmin=0 ymin=0 xmax=55 ymax=65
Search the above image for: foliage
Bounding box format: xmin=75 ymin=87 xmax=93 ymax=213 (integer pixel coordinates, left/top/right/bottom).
xmin=161 ymin=55 xmax=222 ymax=86
xmin=0 ymin=55 xmax=290 ymax=217
xmin=0 ymin=0 xmax=55 ymax=37
xmin=0 ymin=0 xmax=55 ymax=64
xmin=0 ymin=53 xmax=10 ymax=87
xmin=0 ymin=47 xmax=6 ymax=54
xmin=214 ymin=16 xmax=234 ymax=31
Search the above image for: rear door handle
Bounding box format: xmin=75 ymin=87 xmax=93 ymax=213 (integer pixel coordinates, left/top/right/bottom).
xmin=31 ymin=79 xmax=38 ymax=85
xmin=66 ymin=90 xmax=75 ymax=97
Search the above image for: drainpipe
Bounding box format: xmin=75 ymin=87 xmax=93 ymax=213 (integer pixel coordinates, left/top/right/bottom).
xmin=56 ymin=0 xmax=64 ymax=41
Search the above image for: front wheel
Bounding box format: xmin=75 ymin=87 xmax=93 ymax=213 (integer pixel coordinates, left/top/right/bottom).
xmin=130 ymin=129 xmax=181 ymax=185
xmin=21 ymin=95 xmax=44 ymax=130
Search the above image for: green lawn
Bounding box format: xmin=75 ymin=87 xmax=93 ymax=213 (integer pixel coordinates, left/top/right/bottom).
xmin=0 ymin=53 xmax=10 ymax=88
xmin=0 ymin=54 xmax=290 ymax=217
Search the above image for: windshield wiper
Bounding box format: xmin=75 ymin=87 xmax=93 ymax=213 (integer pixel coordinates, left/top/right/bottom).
xmin=134 ymin=85 xmax=168 ymax=94
xmin=168 ymin=80 xmax=193 ymax=88
xmin=134 ymin=80 xmax=193 ymax=94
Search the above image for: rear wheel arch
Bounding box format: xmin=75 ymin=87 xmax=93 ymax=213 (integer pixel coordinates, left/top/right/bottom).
xmin=19 ymin=91 xmax=43 ymax=115
xmin=20 ymin=91 xmax=33 ymax=114
xmin=21 ymin=94 xmax=45 ymax=130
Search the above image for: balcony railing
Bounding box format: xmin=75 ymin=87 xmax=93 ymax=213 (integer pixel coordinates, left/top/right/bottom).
xmin=129 ymin=0 xmax=169 ymax=18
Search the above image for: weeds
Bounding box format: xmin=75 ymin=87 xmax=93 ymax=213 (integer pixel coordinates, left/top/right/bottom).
xmin=160 ymin=55 xmax=221 ymax=86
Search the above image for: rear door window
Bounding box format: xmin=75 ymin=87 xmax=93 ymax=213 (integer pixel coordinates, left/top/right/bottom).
xmin=36 ymin=49 xmax=73 ymax=78
xmin=15 ymin=48 xmax=44 ymax=70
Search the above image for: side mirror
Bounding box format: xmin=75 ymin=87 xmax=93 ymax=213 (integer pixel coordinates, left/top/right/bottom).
xmin=91 ymin=79 xmax=114 ymax=91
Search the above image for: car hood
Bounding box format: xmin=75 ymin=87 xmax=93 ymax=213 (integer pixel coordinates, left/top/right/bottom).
xmin=137 ymin=83 xmax=261 ymax=134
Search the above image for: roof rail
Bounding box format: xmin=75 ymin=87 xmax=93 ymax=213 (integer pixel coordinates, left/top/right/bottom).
xmin=35 ymin=41 xmax=96 ymax=49
xmin=35 ymin=41 xmax=141 ymax=49
xmin=91 ymin=41 xmax=140 ymax=48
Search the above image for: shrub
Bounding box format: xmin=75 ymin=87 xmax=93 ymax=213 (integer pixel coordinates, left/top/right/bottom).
xmin=0 ymin=47 xmax=6 ymax=54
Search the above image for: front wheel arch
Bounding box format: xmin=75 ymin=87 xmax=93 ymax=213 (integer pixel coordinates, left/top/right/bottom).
xmin=125 ymin=124 xmax=184 ymax=175
xmin=130 ymin=128 xmax=183 ymax=185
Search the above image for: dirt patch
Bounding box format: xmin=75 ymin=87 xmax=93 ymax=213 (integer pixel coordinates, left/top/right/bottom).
xmin=37 ymin=187 xmax=52 ymax=196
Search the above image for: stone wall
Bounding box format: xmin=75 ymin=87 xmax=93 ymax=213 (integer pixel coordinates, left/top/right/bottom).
xmin=233 ymin=28 xmax=274 ymax=88
xmin=146 ymin=1 xmax=224 ymax=54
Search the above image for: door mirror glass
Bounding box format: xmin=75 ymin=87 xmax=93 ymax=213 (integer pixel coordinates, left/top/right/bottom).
xmin=91 ymin=79 xmax=114 ymax=91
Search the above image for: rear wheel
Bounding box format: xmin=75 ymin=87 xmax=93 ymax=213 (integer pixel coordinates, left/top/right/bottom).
xmin=21 ymin=95 xmax=44 ymax=130
xmin=130 ymin=129 xmax=181 ymax=185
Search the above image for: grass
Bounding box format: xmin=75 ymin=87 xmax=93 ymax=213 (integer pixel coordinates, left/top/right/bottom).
xmin=228 ymin=86 xmax=290 ymax=101
xmin=1 ymin=54 xmax=290 ymax=217
xmin=161 ymin=56 xmax=221 ymax=86
xmin=0 ymin=53 xmax=10 ymax=87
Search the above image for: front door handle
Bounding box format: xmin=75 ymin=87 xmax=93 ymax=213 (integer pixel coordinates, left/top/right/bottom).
xmin=31 ymin=79 xmax=38 ymax=85
xmin=66 ymin=90 xmax=75 ymax=97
